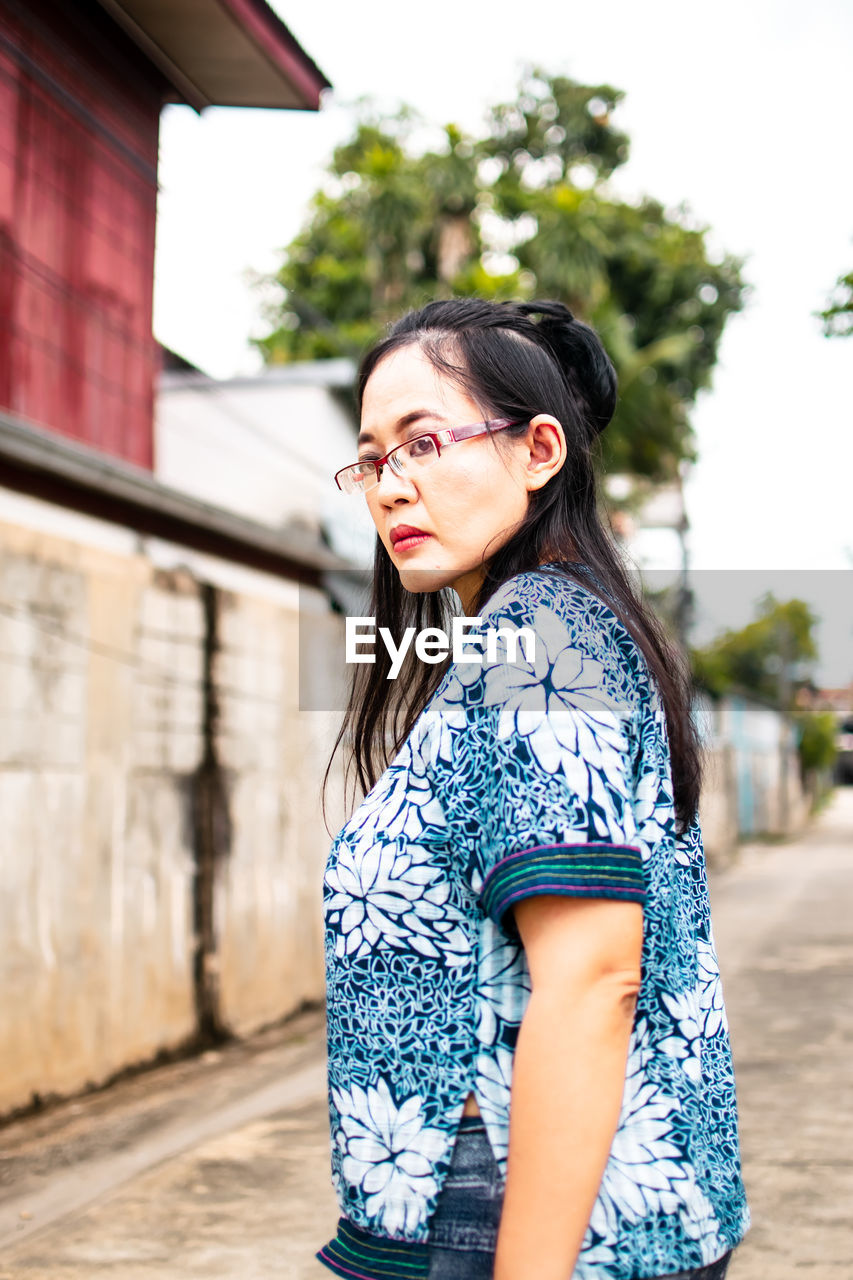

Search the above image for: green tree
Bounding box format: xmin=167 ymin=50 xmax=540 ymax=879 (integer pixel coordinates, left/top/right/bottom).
xmin=818 ymin=267 xmax=853 ymax=337
xmin=691 ymin=595 xmax=838 ymax=792
xmin=255 ymin=69 xmax=747 ymax=484
xmin=690 ymin=594 xmax=819 ymax=712
xmin=795 ymin=710 xmax=837 ymax=774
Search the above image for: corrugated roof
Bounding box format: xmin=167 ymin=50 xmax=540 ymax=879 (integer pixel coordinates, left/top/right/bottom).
xmin=95 ymin=0 xmax=330 ymax=111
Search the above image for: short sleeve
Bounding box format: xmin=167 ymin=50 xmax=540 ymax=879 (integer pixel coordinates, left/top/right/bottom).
xmin=436 ymin=591 xmax=646 ymax=934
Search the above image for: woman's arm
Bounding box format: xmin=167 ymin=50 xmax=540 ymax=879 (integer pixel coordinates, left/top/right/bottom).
xmin=493 ymin=894 xmax=643 ymax=1280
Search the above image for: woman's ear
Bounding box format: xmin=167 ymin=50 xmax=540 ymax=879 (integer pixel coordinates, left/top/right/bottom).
xmin=524 ymin=414 xmax=567 ymax=491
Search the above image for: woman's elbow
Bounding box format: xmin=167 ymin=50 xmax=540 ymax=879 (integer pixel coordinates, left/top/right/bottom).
xmin=589 ymin=964 xmax=641 ymax=1020
xmin=530 ymin=965 xmax=641 ymax=1025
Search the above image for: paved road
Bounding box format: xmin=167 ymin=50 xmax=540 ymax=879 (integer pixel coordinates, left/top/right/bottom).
xmin=0 ymin=1012 xmax=336 ymax=1279
xmin=2 ymin=788 xmax=852 ymax=1278
xmin=712 ymin=786 xmax=853 ymax=1280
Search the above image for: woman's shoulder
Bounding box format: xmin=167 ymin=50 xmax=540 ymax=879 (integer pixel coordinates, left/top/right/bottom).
xmin=448 ymin=563 xmax=652 ymax=726
xmin=481 ymin=561 xmax=613 ymax=618
xmin=480 ymin=564 xmax=642 ymax=669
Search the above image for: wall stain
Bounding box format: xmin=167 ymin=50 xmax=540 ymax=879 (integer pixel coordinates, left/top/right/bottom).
xmin=189 ymin=581 xmax=233 ymax=1044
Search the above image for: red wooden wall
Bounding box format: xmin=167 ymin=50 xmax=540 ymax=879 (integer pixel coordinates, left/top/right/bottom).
xmin=0 ymin=0 xmax=168 ymax=469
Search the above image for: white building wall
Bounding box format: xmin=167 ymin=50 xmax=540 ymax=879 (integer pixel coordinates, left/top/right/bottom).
xmin=155 ymin=366 xmax=375 ymax=567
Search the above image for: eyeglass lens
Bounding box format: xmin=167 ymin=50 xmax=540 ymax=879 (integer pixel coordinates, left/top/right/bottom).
xmin=345 ymin=436 xmax=440 ymax=493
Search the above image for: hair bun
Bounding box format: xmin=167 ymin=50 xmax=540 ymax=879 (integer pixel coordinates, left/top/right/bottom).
xmin=516 ymin=300 xmax=617 ymax=437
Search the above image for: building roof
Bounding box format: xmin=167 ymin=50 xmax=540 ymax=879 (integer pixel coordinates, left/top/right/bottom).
xmin=159 ymin=357 xmax=357 ymax=393
xmin=95 ymin=0 xmax=330 ymax=111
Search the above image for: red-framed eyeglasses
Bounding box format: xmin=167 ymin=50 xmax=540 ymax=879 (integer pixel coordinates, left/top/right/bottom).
xmin=334 ymin=418 xmax=524 ymax=495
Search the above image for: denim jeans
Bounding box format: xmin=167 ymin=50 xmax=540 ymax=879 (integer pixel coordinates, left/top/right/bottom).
xmin=426 ymin=1118 xmax=734 ymax=1280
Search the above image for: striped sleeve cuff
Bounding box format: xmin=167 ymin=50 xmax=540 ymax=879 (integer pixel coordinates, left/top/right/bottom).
xmin=481 ymin=843 xmax=646 ymax=929
xmin=317 ymin=1217 xmax=429 ymax=1280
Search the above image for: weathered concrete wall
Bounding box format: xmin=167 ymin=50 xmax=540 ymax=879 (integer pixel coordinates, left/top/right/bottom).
xmin=215 ymin=592 xmax=341 ymax=1035
xmin=699 ymin=695 xmax=809 ymax=866
xmin=698 ymin=745 xmax=741 ymax=866
xmin=0 ymin=524 xmax=198 ymax=1110
xmin=0 ymin=506 xmax=343 ymax=1114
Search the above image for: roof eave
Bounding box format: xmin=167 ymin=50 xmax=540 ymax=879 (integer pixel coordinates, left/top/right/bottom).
xmin=95 ymin=0 xmax=330 ymax=112
xmin=218 ymin=0 xmax=330 ymax=109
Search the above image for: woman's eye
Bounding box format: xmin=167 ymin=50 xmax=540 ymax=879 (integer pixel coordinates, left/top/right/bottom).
xmin=408 ymin=437 xmax=434 ymax=457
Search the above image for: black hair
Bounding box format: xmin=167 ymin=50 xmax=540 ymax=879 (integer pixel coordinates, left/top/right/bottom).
xmin=324 ymin=298 xmax=702 ymax=832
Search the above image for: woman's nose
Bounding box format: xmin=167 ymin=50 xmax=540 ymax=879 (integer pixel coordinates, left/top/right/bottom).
xmin=374 ymin=461 xmax=417 ymax=503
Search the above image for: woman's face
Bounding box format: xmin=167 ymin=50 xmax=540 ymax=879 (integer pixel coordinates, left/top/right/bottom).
xmin=358 ymin=344 xmax=538 ymax=610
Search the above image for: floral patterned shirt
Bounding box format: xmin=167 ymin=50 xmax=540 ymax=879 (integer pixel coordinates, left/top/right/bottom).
xmin=318 ymin=565 xmax=749 ymax=1280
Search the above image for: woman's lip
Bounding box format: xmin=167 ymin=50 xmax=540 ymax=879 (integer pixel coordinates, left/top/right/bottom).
xmin=391 ymin=532 xmax=432 ymax=552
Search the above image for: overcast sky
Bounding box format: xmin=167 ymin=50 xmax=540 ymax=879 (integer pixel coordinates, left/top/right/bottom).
xmin=153 ymin=0 xmax=853 ymax=678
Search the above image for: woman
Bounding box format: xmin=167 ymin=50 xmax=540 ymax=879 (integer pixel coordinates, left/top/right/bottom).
xmin=317 ymin=298 xmax=749 ymax=1280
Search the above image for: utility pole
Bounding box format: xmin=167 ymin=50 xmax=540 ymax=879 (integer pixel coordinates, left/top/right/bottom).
xmin=777 ymin=616 xmax=794 ymax=835
xmin=674 ymin=467 xmax=693 ymax=653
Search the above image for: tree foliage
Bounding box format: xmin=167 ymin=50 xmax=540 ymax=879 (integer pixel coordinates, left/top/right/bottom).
xmin=818 ymin=267 xmax=853 ymax=338
xmin=691 ymin=595 xmax=839 ymax=787
xmin=690 ymin=593 xmax=819 ymax=712
xmin=795 ymin=710 xmax=837 ymax=774
xmin=255 ymin=69 xmax=747 ymax=483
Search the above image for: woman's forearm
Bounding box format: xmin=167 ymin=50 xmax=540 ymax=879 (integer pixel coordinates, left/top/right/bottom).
xmin=493 ymin=977 xmax=637 ymax=1280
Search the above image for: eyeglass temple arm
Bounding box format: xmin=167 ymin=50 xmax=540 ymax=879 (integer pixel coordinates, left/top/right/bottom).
xmin=442 ymin=418 xmax=517 ymax=444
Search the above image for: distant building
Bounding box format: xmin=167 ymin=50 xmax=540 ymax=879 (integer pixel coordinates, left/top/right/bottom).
xmin=605 ymin=471 xmax=692 ymax=645
xmin=604 ymin=472 xmax=690 ymax=576
xmin=797 ymin=685 xmax=853 ymax=718
xmin=0 ymin=0 xmax=329 ymax=470
xmin=156 ymin=359 xmax=375 ymax=568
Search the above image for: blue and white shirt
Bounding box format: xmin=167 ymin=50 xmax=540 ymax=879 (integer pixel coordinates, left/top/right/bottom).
xmin=319 ymin=565 xmax=749 ymax=1280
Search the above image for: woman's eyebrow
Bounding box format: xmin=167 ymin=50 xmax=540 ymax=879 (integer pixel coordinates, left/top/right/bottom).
xmin=357 ymin=408 xmax=448 ymax=447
